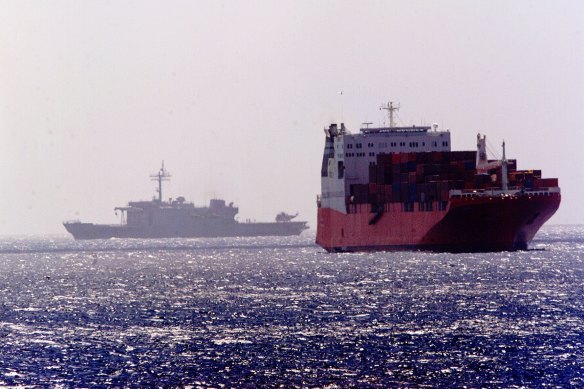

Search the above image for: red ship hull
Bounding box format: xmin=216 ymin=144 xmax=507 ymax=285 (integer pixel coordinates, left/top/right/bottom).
xmin=316 ymin=192 xmax=560 ymax=252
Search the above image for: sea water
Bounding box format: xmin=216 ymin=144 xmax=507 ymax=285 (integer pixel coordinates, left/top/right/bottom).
xmin=0 ymin=225 xmax=582 ymax=387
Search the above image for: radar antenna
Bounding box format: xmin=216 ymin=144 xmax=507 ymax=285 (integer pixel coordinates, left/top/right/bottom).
xmin=379 ymin=101 xmax=400 ymax=128
xmin=150 ymin=161 xmax=171 ymax=203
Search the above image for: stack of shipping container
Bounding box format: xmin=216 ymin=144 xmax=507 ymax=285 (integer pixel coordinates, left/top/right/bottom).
xmin=349 ymin=151 xmax=555 ymax=212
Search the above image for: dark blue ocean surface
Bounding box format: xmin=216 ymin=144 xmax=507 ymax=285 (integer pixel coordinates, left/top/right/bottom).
xmin=0 ymin=226 xmax=582 ymax=387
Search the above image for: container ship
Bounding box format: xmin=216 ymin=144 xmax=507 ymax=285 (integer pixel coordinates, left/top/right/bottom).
xmin=316 ymin=102 xmax=560 ymax=252
xmin=64 ymin=163 xmax=308 ymax=240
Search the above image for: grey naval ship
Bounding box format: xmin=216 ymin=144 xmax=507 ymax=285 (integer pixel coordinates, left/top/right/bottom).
xmin=63 ymin=163 xmax=308 ymax=240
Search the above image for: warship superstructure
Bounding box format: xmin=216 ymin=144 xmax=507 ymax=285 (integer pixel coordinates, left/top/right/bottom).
xmin=64 ymin=163 xmax=308 ymax=240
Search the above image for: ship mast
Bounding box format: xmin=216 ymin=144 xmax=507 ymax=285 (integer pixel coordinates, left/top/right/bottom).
xmin=151 ymin=161 xmax=171 ymax=203
xmin=379 ymin=101 xmax=400 ymax=128
xmin=501 ymin=141 xmax=508 ymax=191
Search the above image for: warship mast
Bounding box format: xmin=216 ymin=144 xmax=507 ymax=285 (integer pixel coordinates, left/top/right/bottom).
xmin=150 ymin=161 xmax=171 ymax=203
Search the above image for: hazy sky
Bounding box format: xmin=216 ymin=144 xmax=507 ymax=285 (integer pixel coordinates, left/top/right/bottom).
xmin=1 ymin=0 xmax=582 ymax=235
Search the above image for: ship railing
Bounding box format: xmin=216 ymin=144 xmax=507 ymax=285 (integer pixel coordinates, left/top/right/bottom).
xmin=360 ymin=126 xmax=431 ymax=134
xmin=533 ymin=186 xmax=561 ymax=193
xmin=450 ymin=186 xmax=560 ymax=199
xmin=520 ymin=188 xmax=561 ymax=196
xmin=63 ymin=220 xmax=126 ymax=227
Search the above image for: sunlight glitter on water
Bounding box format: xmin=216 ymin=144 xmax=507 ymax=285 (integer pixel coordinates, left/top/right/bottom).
xmin=0 ymin=226 xmax=582 ymax=386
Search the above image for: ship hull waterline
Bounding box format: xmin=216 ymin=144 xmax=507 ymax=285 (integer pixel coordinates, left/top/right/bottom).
xmin=64 ymin=221 xmax=308 ymax=240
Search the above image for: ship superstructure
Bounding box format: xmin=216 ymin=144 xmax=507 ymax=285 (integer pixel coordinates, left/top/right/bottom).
xmin=316 ymin=102 xmax=560 ymax=252
xmin=64 ymin=163 xmax=308 ymax=240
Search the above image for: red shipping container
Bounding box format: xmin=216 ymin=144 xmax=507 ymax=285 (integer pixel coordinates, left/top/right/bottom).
xmin=540 ymin=178 xmax=559 ymax=188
